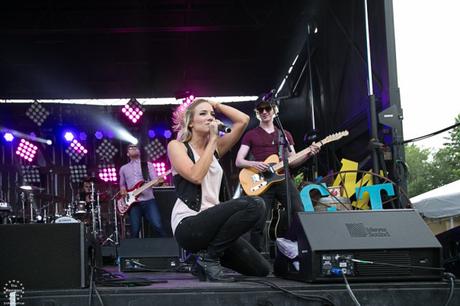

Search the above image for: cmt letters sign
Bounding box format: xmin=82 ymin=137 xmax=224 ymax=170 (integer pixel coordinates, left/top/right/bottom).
xmin=300 ymin=159 xmax=394 ymax=211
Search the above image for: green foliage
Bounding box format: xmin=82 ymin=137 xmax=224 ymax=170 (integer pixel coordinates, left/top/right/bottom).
xmin=405 ymin=114 xmax=460 ymax=198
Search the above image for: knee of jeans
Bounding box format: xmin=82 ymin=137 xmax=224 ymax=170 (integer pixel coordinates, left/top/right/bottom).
xmin=247 ymin=196 xmax=266 ymax=217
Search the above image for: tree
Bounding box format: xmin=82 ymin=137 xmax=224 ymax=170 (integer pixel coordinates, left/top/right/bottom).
xmin=404 ymin=144 xmax=435 ymax=197
xmin=431 ymin=114 xmax=460 ymax=186
xmin=405 ymin=114 xmax=460 ymax=198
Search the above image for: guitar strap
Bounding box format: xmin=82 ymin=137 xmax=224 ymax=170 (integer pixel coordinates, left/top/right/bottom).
xmin=140 ymin=161 xmax=151 ymax=182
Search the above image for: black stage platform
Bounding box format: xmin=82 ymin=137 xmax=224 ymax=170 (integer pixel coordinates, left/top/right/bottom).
xmin=13 ymin=267 xmax=460 ymax=306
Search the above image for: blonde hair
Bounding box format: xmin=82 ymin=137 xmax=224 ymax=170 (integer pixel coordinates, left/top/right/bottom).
xmin=172 ymin=98 xmax=212 ymax=142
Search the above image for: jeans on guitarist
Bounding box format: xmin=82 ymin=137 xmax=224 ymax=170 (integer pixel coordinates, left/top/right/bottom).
xmin=119 ymin=144 xmax=166 ymax=238
xmin=129 ymin=198 xmax=167 ymax=238
xmin=235 ymin=97 xmax=320 ymax=253
xmin=250 ymin=178 xmax=303 ymax=251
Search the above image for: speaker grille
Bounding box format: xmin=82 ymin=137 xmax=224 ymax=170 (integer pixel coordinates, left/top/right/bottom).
xmin=354 ymin=250 xmax=411 ymax=276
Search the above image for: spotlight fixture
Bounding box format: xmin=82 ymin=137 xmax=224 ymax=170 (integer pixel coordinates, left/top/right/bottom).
xmin=121 ymin=98 xmax=145 ymax=124
xmin=3 ymin=132 xmax=14 ymax=142
xmin=98 ymin=163 xmax=117 ymax=182
xmin=65 ymin=139 xmax=88 ymax=163
xmin=25 ymin=100 xmax=50 ymax=126
xmin=16 ymin=139 xmax=38 ymax=162
xmin=96 ymin=139 xmax=118 ymax=161
xmin=64 ymin=131 xmax=75 ymax=142
xmin=69 ymin=165 xmax=88 ymax=183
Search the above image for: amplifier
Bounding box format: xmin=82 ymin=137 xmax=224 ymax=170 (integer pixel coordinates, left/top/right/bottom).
xmin=118 ymin=238 xmax=181 ymax=272
xmin=0 ymin=223 xmax=89 ymax=289
xmin=274 ymin=209 xmax=443 ymax=282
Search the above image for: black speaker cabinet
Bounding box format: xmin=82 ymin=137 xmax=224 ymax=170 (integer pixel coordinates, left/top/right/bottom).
xmin=118 ymin=237 xmax=181 ymax=272
xmin=152 ymin=187 xmax=177 ymax=237
xmin=0 ymin=223 xmax=89 ymax=289
xmin=274 ymin=209 xmax=443 ymax=282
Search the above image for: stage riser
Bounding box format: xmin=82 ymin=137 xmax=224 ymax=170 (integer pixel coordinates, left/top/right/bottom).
xmin=16 ymin=285 xmax=460 ymax=306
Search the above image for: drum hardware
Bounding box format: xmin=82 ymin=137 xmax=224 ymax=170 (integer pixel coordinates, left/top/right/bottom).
xmin=101 ymin=196 xmax=120 ymax=246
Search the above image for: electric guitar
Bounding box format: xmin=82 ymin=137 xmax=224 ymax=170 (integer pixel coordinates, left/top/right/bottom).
xmin=117 ymin=169 xmax=172 ymax=215
xmin=239 ymin=130 xmax=349 ymax=196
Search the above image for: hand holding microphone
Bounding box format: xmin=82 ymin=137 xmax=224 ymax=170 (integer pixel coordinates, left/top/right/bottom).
xmin=218 ymin=123 xmax=232 ymax=133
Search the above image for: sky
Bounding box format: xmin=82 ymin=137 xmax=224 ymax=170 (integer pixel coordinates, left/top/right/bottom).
xmin=393 ymin=0 xmax=460 ymax=151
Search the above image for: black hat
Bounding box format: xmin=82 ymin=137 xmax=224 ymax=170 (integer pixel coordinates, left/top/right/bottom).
xmin=254 ymin=96 xmax=268 ymax=109
xmin=254 ymin=89 xmax=277 ymax=108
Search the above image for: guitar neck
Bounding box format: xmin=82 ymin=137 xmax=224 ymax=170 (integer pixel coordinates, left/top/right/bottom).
xmin=272 ymin=145 xmax=319 ymax=172
xmin=132 ymin=170 xmax=172 ymax=196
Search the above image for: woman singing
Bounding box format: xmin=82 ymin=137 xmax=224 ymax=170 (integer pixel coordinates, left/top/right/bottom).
xmin=168 ymin=99 xmax=270 ymax=282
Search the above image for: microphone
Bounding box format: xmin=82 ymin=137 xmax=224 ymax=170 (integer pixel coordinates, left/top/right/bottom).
xmin=218 ymin=123 xmax=232 ymax=133
xmin=262 ymin=89 xmax=276 ymax=102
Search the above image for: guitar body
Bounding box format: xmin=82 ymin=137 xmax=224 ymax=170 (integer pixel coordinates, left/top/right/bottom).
xmin=239 ymin=130 xmax=349 ymax=197
xmin=116 ymin=181 xmax=144 ymax=215
xmin=268 ymin=203 xmax=287 ymax=241
xmin=239 ymin=154 xmax=285 ymax=196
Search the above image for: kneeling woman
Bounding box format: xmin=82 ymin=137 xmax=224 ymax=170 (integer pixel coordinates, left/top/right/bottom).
xmin=168 ymin=98 xmax=270 ymax=281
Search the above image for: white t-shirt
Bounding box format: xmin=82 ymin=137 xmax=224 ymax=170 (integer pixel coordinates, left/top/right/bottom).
xmin=170 ymin=145 xmax=223 ymax=234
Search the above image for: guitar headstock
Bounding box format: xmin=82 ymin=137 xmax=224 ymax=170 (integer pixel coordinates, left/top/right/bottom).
xmin=321 ymin=130 xmax=349 ymax=145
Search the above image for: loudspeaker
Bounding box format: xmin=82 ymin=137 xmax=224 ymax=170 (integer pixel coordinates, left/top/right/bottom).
xmin=118 ymin=238 xmax=181 ymax=272
xmin=0 ymin=223 xmax=89 ymax=289
xmin=149 ymin=187 xmax=177 ymax=237
xmin=274 ymin=209 xmax=443 ymax=282
xmin=436 ymin=226 xmax=460 ymax=277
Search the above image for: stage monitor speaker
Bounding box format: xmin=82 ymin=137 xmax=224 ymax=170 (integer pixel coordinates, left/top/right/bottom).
xmin=118 ymin=237 xmax=181 ymax=272
xmin=274 ymin=209 xmax=443 ymax=282
xmin=152 ymin=187 xmax=177 ymax=237
xmin=0 ymin=223 xmax=89 ymax=289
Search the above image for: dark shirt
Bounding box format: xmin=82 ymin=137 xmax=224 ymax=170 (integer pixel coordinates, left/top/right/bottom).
xmin=241 ymin=126 xmax=294 ymax=162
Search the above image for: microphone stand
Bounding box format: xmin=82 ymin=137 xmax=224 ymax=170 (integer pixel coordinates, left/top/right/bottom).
xmin=268 ymin=99 xmax=294 ymax=229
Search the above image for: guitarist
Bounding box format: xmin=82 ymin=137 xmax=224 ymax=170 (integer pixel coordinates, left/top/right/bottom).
xmin=235 ymin=97 xmax=320 ymax=252
xmin=119 ymin=144 xmax=166 ymax=238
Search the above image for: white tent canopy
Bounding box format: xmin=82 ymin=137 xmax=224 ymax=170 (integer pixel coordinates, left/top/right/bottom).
xmin=411 ymin=180 xmax=460 ymax=219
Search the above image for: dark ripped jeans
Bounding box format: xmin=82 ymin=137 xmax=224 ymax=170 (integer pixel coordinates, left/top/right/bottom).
xmin=174 ymin=196 xmax=271 ymax=277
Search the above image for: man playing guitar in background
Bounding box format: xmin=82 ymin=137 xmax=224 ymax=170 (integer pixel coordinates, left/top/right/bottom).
xmin=119 ymin=144 xmax=166 ymax=238
xmin=235 ymin=97 xmax=320 ymax=253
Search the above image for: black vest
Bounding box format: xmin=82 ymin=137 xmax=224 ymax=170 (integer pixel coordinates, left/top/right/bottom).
xmin=173 ymin=142 xmax=229 ymax=212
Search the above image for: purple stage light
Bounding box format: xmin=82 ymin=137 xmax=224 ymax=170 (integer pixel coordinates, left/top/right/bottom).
xmin=148 ymin=130 xmax=156 ymax=138
xmin=95 ymin=131 xmax=104 ymax=140
xmin=79 ymin=132 xmax=87 ymax=141
xmin=163 ymin=130 xmax=172 ymax=139
xmin=4 ymin=133 xmax=14 ymax=142
xmin=64 ymin=132 xmax=75 ymax=142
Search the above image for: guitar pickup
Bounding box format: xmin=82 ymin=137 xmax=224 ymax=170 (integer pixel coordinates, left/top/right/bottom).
xmin=251 ymin=174 xmax=263 ymax=183
xmin=250 ymin=181 xmax=267 ymax=192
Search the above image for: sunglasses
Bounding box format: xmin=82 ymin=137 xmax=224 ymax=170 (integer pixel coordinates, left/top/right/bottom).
xmin=256 ymin=106 xmax=273 ymax=113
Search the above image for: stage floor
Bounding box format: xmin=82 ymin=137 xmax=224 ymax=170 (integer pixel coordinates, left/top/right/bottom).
xmin=16 ymin=265 xmax=460 ymax=306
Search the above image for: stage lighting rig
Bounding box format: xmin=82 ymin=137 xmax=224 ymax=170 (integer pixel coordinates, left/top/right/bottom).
xmin=96 ymin=139 xmax=118 ymax=161
xmin=25 ymin=100 xmax=50 ymax=126
xmin=144 ymin=139 xmax=166 ymax=162
xmin=121 ymin=98 xmax=145 ymax=124
xmin=69 ymin=165 xmax=88 ymax=183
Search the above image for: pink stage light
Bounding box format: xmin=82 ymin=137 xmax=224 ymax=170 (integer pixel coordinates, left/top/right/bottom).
xmin=122 ymin=98 xmax=145 ymax=124
xmin=153 ymin=162 xmax=168 ymax=178
xmin=15 ymin=139 xmax=38 ymax=162
xmin=98 ymin=164 xmax=117 ymax=182
xmin=65 ymin=139 xmax=88 ymax=162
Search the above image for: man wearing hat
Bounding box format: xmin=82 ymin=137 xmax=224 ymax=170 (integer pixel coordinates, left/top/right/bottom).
xmin=119 ymin=144 xmax=166 ymax=238
xmin=235 ymin=96 xmax=320 ymax=253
